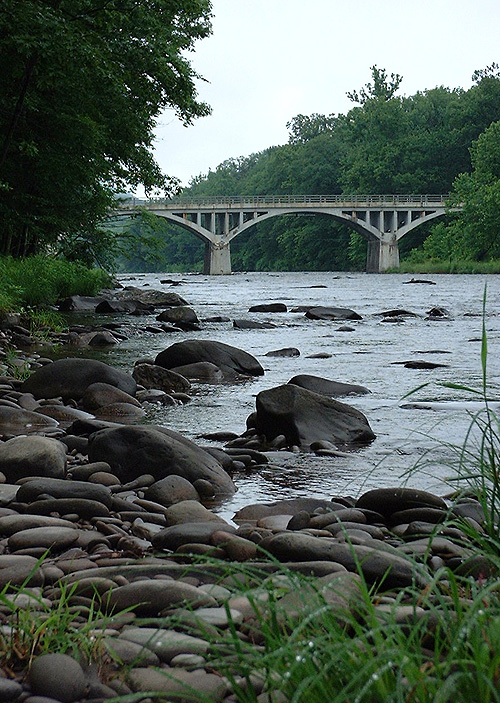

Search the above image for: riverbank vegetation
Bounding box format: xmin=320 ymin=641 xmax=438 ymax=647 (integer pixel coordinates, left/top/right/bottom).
xmin=0 ymin=255 xmax=112 ymax=313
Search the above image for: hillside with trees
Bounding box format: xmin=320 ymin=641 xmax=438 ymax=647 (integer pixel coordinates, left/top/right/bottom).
xmin=117 ymin=65 xmax=500 ymax=273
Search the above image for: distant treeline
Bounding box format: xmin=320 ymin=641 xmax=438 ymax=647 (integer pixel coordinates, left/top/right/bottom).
xmin=116 ymin=65 xmax=500 ymax=273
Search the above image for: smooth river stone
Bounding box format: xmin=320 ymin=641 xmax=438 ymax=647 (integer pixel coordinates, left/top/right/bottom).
xmin=8 ymin=526 xmax=79 ymax=552
xmin=27 ymin=498 xmax=111 ymax=519
xmin=119 ymin=627 xmax=209 ymax=662
xmin=0 ymin=406 xmax=58 ymax=436
xmin=107 ymin=579 xmax=217 ymax=616
xmin=29 ymin=653 xmax=87 ymax=703
xmin=152 ymin=521 xmax=237 ymax=552
xmin=15 ymin=477 xmax=113 ymax=508
xmin=0 ymin=514 xmax=75 ymax=535
xmin=356 ymin=487 xmax=447 ymax=517
xmin=0 ymin=435 xmax=67 ymax=482
xmin=260 ymin=531 xmax=430 ymax=588
xmin=104 ymin=637 xmax=161 ymax=667
xmin=128 ymin=667 xmax=228 ymax=703
xmin=0 ymin=554 xmax=45 ymax=587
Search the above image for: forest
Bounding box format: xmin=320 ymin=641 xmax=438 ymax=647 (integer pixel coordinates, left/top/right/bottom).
xmin=116 ymin=65 xmax=500 ymax=273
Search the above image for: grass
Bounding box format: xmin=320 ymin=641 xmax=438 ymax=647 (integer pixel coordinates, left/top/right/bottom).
xmin=0 ymin=254 xmax=113 ymax=313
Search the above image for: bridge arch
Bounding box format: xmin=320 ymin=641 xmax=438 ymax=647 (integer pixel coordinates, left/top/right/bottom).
xmin=117 ymin=195 xmax=453 ymax=274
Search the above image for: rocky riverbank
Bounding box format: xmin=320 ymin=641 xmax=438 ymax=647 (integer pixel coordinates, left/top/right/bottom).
xmin=0 ymin=287 xmax=492 ymax=702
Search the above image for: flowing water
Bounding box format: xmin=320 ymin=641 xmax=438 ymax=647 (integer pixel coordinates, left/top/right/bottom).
xmin=93 ymin=271 xmax=500 ymax=519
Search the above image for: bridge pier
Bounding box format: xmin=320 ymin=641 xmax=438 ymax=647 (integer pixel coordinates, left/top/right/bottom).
xmin=204 ymin=239 xmax=231 ymax=275
xmin=366 ymin=234 xmax=400 ymax=273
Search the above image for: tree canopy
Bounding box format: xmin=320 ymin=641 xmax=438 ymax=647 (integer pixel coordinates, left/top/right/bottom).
xmin=0 ymin=0 xmax=212 ymax=261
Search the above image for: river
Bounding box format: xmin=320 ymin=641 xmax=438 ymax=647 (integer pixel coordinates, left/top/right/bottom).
xmin=93 ymin=271 xmax=500 ymax=519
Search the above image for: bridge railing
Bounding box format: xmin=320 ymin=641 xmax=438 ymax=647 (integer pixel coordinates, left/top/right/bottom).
xmin=117 ymin=194 xmax=449 ymax=209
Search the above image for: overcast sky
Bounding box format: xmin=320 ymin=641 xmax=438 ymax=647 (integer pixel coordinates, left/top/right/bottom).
xmin=151 ymin=0 xmax=500 ymax=188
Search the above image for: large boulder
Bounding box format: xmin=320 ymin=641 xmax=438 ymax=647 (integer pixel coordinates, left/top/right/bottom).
xmin=253 ymin=384 xmax=375 ymax=448
xmin=155 ymin=340 xmax=264 ymax=380
xmin=114 ymin=287 xmax=188 ymax=307
xmin=22 ymin=358 xmax=137 ymax=401
xmin=288 ymin=374 xmax=370 ymax=397
xmin=0 ymin=436 xmax=67 ymax=482
xmin=87 ymin=425 xmax=236 ymax=496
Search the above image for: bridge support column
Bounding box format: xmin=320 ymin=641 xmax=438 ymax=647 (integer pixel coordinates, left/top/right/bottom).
xmin=204 ymin=240 xmax=231 ymax=275
xmin=366 ymin=235 xmax=399 ymax=273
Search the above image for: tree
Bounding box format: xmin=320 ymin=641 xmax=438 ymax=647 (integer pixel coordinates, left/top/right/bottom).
xmin=346 ymin=65 xmax=403 ymax=105
xmin=0 ymin=0 xmax=212 ymax=258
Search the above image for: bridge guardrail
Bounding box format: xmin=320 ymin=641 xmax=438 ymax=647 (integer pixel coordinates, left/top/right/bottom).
xmin=117 ymin=194 xmax=449 ymax=209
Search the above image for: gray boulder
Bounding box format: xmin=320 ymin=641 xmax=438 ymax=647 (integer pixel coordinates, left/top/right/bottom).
xmin=248 ymin=303 xmax=287 ymax=312
xmin=305 ymin=306 xmax=362 ymax=321
xmin=114 ymin=287 xmax=188 ymax=307
xmin=87 ymin=425 xmax=236 ymax=496
xmin=22 ymin=358 xmax=137 ymax=401
xmin=156 ymin=306 xmax=200 ymax=330
xmin=253 ymin=384 xmax=375 ymax=448
xmin=132 ymin=363 xmax=191 ymax=392
xmin=0 ymin=406 xmax=59 ymax=436
xmin=80 ymin=382 xmax=141 ymax=411
xmin=145 ymin=475 xmax=200 ymax=507
xmin=155 ymin=340 xmax=264 ymax=380
xmin=288 ymin=374 xmax=370 ymax=397
xmin=0 ymin=436 xmax=67 ymax=482
xmin=169 ymin=362 xmax=224 ymax=383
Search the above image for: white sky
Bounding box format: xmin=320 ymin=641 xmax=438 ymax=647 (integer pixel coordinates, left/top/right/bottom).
xmin=151 ymin=0 xmax=500 ymax=188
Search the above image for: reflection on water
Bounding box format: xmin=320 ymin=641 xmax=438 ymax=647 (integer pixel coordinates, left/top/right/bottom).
xmin=67 ymin=272 xmax=500 ymax=516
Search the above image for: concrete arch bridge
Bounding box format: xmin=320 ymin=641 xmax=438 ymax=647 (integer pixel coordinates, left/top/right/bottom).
xmin=117 ymin=194 xmax=453 ymax=274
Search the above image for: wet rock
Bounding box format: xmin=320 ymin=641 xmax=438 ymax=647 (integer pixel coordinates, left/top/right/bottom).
xmin=94 ymin=401 xmax=145 ymax=422
xmin=0 ymin=406 xmax=59 ymax=436
xmin=0 ymin=554 xmax=45 ymax=587
xmin=0 ymin=677 xmax=23 ymax=701
xmin=152 ymin=521 xmax=236 ymax=551
xmin=120 ymin=627 xmax=209 ymax=662
xmin=233 ymin=498 xmax=342 ymax=524
xmin=16 ymin=477 xmax=113 ymax=508
xmin=249 ymin=303 xmax=287 ymax=312
xmin=58 ymin=295 xmax=105 ymax=312
xmin=29 ymin=653 xmax=86 ymax=702
xmin=34 ymin=405 xmax=94 ymax=428
xmin=115 ymin=287 xmax=188 ymax=307
xmin=395 ymin=360 xmax=449 ymax=369
xmin=305 ymin=306 xmax=362 ymax=321
xmin=88 ymin=425 xmax=236 ymax=495
xmin=375 ymin=309 xmax=418 ymax=318
xmin=402 ymin=278 xmax=436 ymax=285
xmin=80 ymin=382 xmax=140 ymax=411
xmin=145 ymin=475 xmax=200 ymax=507
xmin=22 ymin=358 xmax=137 ymax=401
xmin=0 ymin=436 xmax=67 ymax=482
xmin=288 ymin=374 xmax=370 ymax=397
xmin=261 ymin=532 xmax=429 ymax=587
xmin=265 ymin=347 xmax=300 ymax=357
xmin=163 ymin=500 xmax=231 ymax=526
xmin=155 ymin=339 xmax=264 ymax=379
xmin=25 ymin=498 xmax=111 ymax=519
xmin=8 ymin=526 xmax=79 ymax=552
xmin=233 ymin=319 xmax=277 ymax=329
xmin=169 ymin=362 xmax=224 ymax=383
xmin=356 ymin=487 xmax=447 ymax=518
xmin=107 ymin=579 xmax=216 ymax=616
xmin=253 ymin=384 xmax=375 ymax=448
xmin=132 ymin=363 xmax=191 ymax=392
xmin=95 ymin=299 xmax=152 ymax=314
xmin=157 ymin=306 xmax=201 ymax=330
xmin=127 ymin=666 xmax=227 ymax=703
xmin=0 ymin=514 xmax=75 ymax=535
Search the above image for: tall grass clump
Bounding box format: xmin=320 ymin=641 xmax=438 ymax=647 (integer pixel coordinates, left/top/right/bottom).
xmin=0 ymin=255 xmax=112 ymax=311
